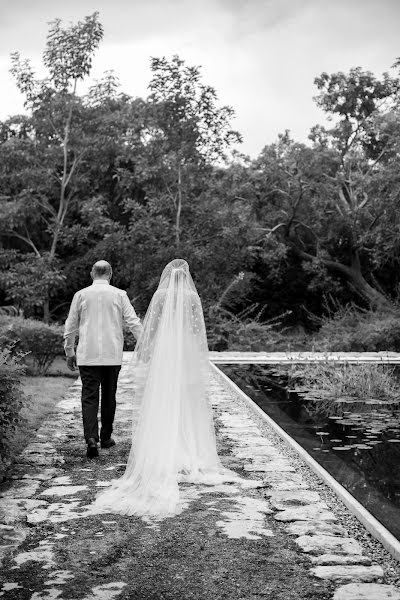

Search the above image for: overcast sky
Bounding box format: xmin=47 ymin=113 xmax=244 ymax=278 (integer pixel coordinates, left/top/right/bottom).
xmin=0 ymin=0 xmax=399 ymax=156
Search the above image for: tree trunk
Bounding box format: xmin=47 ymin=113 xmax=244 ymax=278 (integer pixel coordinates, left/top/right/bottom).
xmin=50 ymin=88 xmax=76 ymax=260
xmin=43 ymin=295 xmax=50 ymax=324
xmin=343 ymin=270 xmax=389 ymax=309
xmin=348 ymin=273 xmax=390 ymax=308
xmin=175 ymin=161 xmax=182 ymax=250
xmin=292 ymin=246 xmax=390 ymax=309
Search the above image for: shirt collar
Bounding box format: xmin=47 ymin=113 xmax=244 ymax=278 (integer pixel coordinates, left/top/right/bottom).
xmin=92 ymin=279 xmax=110 ymax=285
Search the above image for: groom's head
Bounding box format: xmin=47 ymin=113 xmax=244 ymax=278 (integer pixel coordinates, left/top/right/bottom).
xmin=91 ymin=260 xmax=112 ymax=282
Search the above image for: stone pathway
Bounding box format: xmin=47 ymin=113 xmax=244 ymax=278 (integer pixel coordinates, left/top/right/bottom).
xmin=210 ymin=351 xmax=400 ymax=364
xmin=0 ymin=353 xmax=399 ymax=599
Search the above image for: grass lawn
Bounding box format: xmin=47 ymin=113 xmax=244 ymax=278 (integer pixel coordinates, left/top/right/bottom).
xmin=9 ymin=375 xmax=77 ymax=457
xmin=46 ymin=356 xmax=77 ymax=376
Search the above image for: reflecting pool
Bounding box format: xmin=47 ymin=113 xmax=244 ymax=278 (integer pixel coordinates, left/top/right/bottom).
xmin=220 ymin=364 xmax=400 ymax=540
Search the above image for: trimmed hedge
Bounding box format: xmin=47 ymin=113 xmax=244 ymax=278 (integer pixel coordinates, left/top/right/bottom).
xmin=0 ymin=316 xmax=64 ymax=375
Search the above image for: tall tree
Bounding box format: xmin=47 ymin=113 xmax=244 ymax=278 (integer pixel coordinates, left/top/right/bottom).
xmin=0 ymin=13 xmax=103 ymax=321
xmin=145 ymin=55 xmax=241 ymax=249
xmin=257 ymin=67 xmax=400 ymax=308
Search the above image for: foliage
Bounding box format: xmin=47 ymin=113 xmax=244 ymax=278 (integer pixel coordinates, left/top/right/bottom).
xmin=295 ymin=362 xmax=400 ymax=403
xmin=247 ymin=65 xmax=400 ymax=310
xmin=0 ymin=316 xmax=64 ymax=375
xmin=143 ymin=55 xmax=242 ymax=249
xmin=2 ymin=13 xmax=104 ymax=321
xmin=123 ymin=324 xmax=140 ymax=352
xmin=0 ymin=250 xmax=66 ymax=315
xmin=0 ymin=347 xmax=26 ymax=476
xmin=148 ymin=55 xmax=241 ymax=164
xmin=314 ymin=305 xmax=400 ymax=352
xmin=206 ymin=302 xmax=292 ymax=351
xmin=2 ymin=13 xmax=400 ymax=346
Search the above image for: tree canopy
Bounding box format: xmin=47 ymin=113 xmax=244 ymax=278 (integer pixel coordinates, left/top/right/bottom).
xmin=1 ymin=14 xmax=400 ymax=334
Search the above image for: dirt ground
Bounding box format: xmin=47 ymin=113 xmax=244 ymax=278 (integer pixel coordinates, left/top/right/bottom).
xmin=1 ymin=357 xmax=368 ymax=600
xmin=1 ymin=436 xmax=333 ymax=600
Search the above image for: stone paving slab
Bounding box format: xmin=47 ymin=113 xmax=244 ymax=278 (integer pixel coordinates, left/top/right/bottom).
xmin=333 ymin=583 xmax=400 ymax=599
xmin=0 ymin=352 xmax=399 ymax=599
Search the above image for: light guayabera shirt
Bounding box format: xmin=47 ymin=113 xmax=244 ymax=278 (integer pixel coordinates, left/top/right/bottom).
xmin=63 ymin=279 xmax=143 ymax=366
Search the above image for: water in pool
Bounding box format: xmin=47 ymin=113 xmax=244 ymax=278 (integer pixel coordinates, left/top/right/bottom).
xmin=219 ymin=363 xmax=400 ymax=541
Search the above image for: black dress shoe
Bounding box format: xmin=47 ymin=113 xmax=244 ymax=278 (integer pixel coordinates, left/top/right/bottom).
xmin=87 ymin=438 xmax=99 ymax=458
xmin=100 ymin=438 xmax=116 ymax=449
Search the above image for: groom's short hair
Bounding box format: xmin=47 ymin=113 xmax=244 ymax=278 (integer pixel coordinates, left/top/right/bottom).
xmin=92 ymin=260 xmax=112 ymax=279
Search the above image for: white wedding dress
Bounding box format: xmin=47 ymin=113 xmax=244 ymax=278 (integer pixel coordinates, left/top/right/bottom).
xmin=94 ymin=259 xmax=244 ymax=518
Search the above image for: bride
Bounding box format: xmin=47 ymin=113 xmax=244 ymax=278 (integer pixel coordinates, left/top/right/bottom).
xmin=94 ymin=259 xmax=245 ymax=518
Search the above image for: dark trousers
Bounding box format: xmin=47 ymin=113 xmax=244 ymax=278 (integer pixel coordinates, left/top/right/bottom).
xmin=79 ymin=365 xmax=121 ymax=444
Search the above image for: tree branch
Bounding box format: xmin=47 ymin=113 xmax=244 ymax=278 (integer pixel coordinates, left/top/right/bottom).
xmin=290 ymin=243 xmax=356 ymax=279
xmin=292 ymin=219 xmax=320 ymax=243
xmin=365 ymin=141 xmax=389 ymax=176
xmin=3 ymin=230 xmax=41 ymax=257
xmin=33 ymin=196 xmax=57 ymax=218
xmin=264 ymin=222 xmax=287 ymax=236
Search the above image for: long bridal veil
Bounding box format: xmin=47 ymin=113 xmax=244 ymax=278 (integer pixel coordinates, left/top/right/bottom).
xmin=95 ymin=259 xmax=241 ymax=518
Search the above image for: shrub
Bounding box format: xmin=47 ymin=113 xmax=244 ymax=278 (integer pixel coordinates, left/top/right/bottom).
xmin=0 ymin=347 xmax=27 ymax=478
xmin=205 ymin=304 xmax=294 ymax=351
xmin=288 ymin=361 xmax=400 ymax=420
xmin=314 ymin=305 xmax=400 ymax=352
xmin=0 ymin=316 xmax=64 ymax=375
xmin=296 ymin=362 xmax=400 ymax=402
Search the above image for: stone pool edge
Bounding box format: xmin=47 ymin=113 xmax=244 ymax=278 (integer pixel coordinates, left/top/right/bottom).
xmin=211 ymin=362 xmax=400 ymax=563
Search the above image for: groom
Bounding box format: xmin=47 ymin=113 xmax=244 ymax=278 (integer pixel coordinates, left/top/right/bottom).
xmin=64 ymin=260 xmax=143 ymax=458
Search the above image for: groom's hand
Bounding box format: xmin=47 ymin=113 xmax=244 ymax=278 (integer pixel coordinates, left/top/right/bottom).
xmin=66 ymin=356 xmax=77 ymax=371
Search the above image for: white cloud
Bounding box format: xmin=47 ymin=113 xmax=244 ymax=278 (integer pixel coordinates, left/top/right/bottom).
xmin=0 ymin=0 xmax=399 ymax=156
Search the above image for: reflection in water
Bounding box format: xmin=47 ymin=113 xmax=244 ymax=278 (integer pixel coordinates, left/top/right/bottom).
xmin=220 ymin=364 xmax=400 ymax=541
